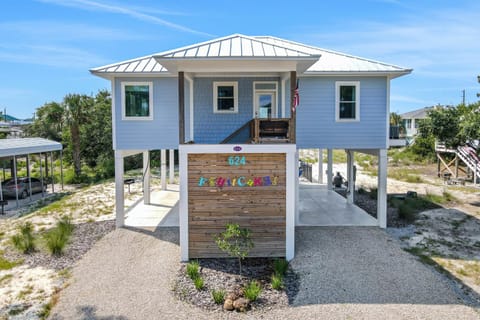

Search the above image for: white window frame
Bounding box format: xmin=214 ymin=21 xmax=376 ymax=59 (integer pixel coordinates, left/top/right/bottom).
xmin=213 ymin=81 xmax=238 ymax=114
xmin=252 ymin=81 xmax=278 ymax=118
xmin=121 ymin=81 xmax=153 ymax=120
xmin=335 ymin=81 xmax=360 ymax=122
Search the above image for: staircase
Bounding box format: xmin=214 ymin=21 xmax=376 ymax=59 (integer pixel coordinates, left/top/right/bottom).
xmin=457 ymin=146 xmax=480 ymax=181
xmin=221 ymin=118 xmax=292 ymax=144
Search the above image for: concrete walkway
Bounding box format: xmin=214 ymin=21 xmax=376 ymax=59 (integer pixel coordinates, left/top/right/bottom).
xmin=125 ymin=185 xmax=179 ymax=228
xmin=51 ymin=227 xmax=479 ymax=320
xmin=298 ymin=183 xmax=377 ymax=226
xmin=124 ymin=182 xmax=377 ymax=228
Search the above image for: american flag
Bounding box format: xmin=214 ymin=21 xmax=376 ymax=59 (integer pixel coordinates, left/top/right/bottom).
xmin=292 ymin=80 xmax=299 ymax=112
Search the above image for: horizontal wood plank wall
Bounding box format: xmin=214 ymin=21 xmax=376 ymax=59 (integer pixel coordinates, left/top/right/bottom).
xmin=188 ymin=153 xmax=286 ymax=258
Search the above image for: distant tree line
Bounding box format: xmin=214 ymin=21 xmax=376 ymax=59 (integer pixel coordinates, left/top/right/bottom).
xmin=26 ymin=90 xmax=113 ymax=182
xmin=408 ymin=101 xmax=480 ymax=159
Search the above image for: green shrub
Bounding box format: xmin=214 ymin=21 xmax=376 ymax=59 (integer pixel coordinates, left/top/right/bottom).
xmin=273 ymin=258 xmax=289 ymax=276
xmin=243 ymin=280 xmax=261 ymax=301
xmin=44 ymin=216 xmax=74 ymax=256
xmin=442 ymin=191 xmax=456 ymax=202
xmin=211 ymin=289 xmax=226 ymax=304
xmin=271 ymin=273 xmax=284 ymax=290
xmin=193 ymin=276 xmax=204 ymax=290
xmin=357 ymin=187 xmax=367 ymax=195
xmin=215 ymin=224 xmax=254 ymax=275
xmin=44 ymin=229 xmax=68 ymax=256
xmin=186 ymin=260 xmax=200 ymax=280
xmin=11 ymin=222 xmax=36 ymax=254
xmin=398 ymin=203 xmax=416 ymax=223
xmin=0 ymin=255 xmax=21 ymax=270
xmin=57 ymin=215 xmax=74 ymax=235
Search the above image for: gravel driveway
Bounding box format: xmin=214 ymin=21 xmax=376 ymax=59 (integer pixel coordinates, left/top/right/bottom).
xmin=51 ymin=226 xmax=480 ymax=319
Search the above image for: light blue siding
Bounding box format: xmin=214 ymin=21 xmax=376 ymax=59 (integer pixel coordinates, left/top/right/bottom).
xmin=193 ymin=77 xmax=280 ymax=143
xmin=112 ymin=75 xmax=388 ymax=149
xmin=296 ymin=77 xmax=388 ymax=149
xmin=114 ymin=77 xmax=179 ymax=150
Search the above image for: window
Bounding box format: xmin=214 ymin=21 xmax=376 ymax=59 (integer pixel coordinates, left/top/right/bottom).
xmin=121 ymin=82 xmax=153 ymax=120
xmin=213 ymin=82 xmax=238 ymax=113
xmin=335 ymin=81 xmax=360 ymax=121
xmin=404 ymin=119 xmax=412 ymax=129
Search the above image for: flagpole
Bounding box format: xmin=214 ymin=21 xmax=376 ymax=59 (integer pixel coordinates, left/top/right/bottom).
xmin=290 ymin=71 xmax=297 ymax=143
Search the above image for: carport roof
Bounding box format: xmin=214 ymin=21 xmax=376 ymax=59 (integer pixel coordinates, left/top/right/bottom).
xmin=0 ymin=138 xmax=62 ymax=157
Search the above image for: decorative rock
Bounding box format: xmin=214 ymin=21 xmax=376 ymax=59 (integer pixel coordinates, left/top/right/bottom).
xmin=226 ymin=288 xmax=241 ymax=301
xmin=223 ymin=298 xmax=234 ymax=311
xmin=233 ymin=298 xmax=250 ymax=312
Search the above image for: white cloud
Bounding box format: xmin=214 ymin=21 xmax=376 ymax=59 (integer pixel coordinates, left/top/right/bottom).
xmin=37 ymin=0 xmax=214 ymax=37
xmin=299 ymin=3 xmax=480 ymax=79
xmin=0 ymin=20 xmax=148 ymax=41
xmin=390 ymin=95 xmax=429 ymax=105
xmin=0 ymin=44 xmax=108 ymax=68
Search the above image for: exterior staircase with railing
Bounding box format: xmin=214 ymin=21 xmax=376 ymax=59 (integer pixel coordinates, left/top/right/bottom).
xmin=457 ymin=146 xmax=480 ymax=181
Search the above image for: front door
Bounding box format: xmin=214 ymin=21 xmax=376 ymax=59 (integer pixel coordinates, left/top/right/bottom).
xmin=254 ymin=91 xmax=276 ymax=118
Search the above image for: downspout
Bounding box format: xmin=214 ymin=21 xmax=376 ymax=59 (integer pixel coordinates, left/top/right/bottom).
xmin=185 ymin=74 xmax=194 ymax=142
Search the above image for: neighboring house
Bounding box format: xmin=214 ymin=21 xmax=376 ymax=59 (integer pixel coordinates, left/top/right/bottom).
xmin=400 ymin=107 xmax=432 ymax=137
xmin=91 ymin=34 xmax=411 ymax=261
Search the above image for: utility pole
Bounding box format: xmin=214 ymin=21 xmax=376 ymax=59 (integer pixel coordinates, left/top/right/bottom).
xmin=462 ymin=89 xmax=466 ymax=105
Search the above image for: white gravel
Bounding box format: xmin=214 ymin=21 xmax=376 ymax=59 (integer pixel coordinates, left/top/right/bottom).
xmin=50 ymin=227 xmax=480 ymax=320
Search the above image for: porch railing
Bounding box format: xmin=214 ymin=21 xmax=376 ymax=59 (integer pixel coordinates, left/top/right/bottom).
xmin=220 ymin=120 xmax=254 ymax=144
xmin=221 ymin=118 xmax=293 ymax=144
xmin=253 ymin=118 xmax=292 ymax=144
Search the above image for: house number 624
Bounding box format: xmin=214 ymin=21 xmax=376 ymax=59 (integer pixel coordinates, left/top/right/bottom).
xmin=228 ymin=155 xmax=246 ymax=166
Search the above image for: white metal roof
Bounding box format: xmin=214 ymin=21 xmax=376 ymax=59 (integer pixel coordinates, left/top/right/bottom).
xmin=159 ymin=34 xmax=313 ymax=58
xmin=400 ymin=107 xmax=433 ymax=119
xmin=91 ymin=34 xmax=411 ymax=78
xmin=0 ymin=138 xmax=62 ymax=157
xmin=255 ymin=36 xmax=409 ymax=74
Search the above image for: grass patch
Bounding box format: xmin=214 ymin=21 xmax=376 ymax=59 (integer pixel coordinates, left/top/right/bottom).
xmin=193 ymin=276 xmax=204 ymax=290
xmin=186 ymin=260 xmax=200 ymax=280
xmin=457 ymin=262 xmax=480 ymax=284
xmin=424 ymin=191 xmax=456 ymax=205
xmin=403 ymin=247 xmax=437 ymax=266
xmin=271 ymin=273 xmax=284 ymax=290
xmin=388 ymin=167 xmax=424 ymax=183
xmin=17 ymin=285 xmax=34 ymax=299
xmin=243 ymin=280 xmax=262 ymax=301
xmin=211 ymin=289 xmax=225 ymax=304
xmin=391 ymin=195 xmax=440 ymax=223
xmin=397 ymin=202 xmax=417 ymax=223
xmin=11 ymin=222 xmax=36 ymax=254
xmin=0 ymin=254 xmax=22 ymax=270
xmin=0 ymin=273 xmax=13 ymax=284
xmin=273 ymin=258 xmax=289 ymax=276
xmin=44 ymin=216 xmax=74 ymax=256
xmin=38 ymin=288 xmax=60 ymax=319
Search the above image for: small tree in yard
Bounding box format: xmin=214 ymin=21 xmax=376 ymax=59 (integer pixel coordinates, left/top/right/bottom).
xmin=215 ymin=223 xmax=254 ymax=276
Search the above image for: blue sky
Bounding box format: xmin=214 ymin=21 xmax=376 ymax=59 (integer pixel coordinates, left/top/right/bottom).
xmin=1 ymin=0 xmax=479 ymax=119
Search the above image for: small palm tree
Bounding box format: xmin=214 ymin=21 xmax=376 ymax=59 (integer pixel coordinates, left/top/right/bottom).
xmin=63 ymin=94 xmax=93 ymax=177
xmin=390 ymin=112 xmax=406 ymax=135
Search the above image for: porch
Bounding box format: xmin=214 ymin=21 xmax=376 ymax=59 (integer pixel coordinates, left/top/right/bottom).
xmin=124 ymin=182 xmax=377 ymax=229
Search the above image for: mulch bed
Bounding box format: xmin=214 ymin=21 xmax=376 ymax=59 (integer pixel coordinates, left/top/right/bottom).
xmin=335 ymin=189 xmax=410 ymax=228
xmin=4 ymin=220 xmax=115 ymax=270
xmin=173 ymin=258 xmax=299 ymax=312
